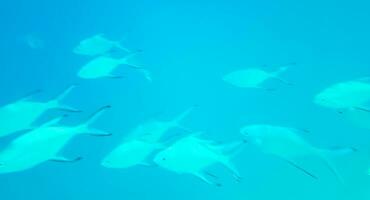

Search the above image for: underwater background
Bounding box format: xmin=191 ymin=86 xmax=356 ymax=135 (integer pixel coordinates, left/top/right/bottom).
xmin=1 ymin=0 xmax=370 ymax=199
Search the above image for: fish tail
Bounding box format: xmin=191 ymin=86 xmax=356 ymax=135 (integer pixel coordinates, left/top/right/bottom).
xmin=81 ymin=105 xmax=111 ymax=128
xmin=49 ymin=84 xmax=80 ymax=112
xmin=317 ymin=147 xmax=356 ymax=185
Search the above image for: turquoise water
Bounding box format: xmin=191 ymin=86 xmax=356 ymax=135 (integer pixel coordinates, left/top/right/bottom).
xmin=1 ymin=0 xmax=370 ymax=199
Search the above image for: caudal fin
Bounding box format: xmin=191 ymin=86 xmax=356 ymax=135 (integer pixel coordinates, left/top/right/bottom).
xmin=83 ymin=105 xmax=111 ymax=126
xmin=77 ymin=105 xmax=112 ymax=136
xmin=49 ymin=85 xmax=81 ymax=112
xmin=317 ymin=147 xmax=357 ymax=184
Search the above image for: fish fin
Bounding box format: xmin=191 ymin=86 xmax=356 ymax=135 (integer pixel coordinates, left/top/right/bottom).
xmin=115 ymin=42 xmax=131 ymax=53
xmin=194 ymin=172 xmax=222 ymax=187
xmin=177 ymin=125 xmax=193 ymax=133
xmin=272 ymin=62 xmax=296 ymax=76
xmin=220 ymin=140 xmax=247 ymax=157
xmin=49 ymin=156 xmax=82 ymax=163
xmin=316 ymin=147 xmax=356 ymax=184
xmin=18 ymin=89 xmax=43 ymax=101
xmin=319 ymin=146 xmax=358 ymax=156
xmin=137 ymin=69 xmax=153 ymax=82
xmin=274 ymin=77 xmax=294 ymax=86
xmin=353 ymin=106 xmax=370 ymax=113
xmin=83 ymin=105 xmax=111 ymax=126
xmin=54 ymin=84 xmax=78 ymax=103
xmin=87 ymin=128 xmax=112 ymax=137
xmin=280 ymin=157 xmax=318 ymax=180
xmin=103 ymin=74 xmax=125 ymax=79
xmin=317 ymin=154 xmax=345 ymax=184
xmin=41 ymin=114 xmax=68 ymax=127
xmin=171 ymin=105 xmax=198 ymax=126
xmin=223 ymin=160 xmax=242 ymax=182
xmin=56 ymin=105 xmax=82 ymax=113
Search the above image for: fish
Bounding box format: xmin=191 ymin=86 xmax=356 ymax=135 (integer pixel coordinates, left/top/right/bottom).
xmin=241 ymin=124 xmax=356 ymax=183
xmin=129 ymin=106 xmax=196 ymax=142
xmin=73 ymin=34 xmax=130 ymax=56
xmin=0 ymin=85 xmax=79 ymax=138
xmin=101 ymin=139 xmax=164 ymax=169
xmin=154 ymin=133 xmax=244 ymax=186
xmin=314 ymin=79 xmax=370 ymax=110
xmin=100 ymin=106 xmax=195 ymax=170
xmin=0 ymin=106 xmax=111 ymax=174
xmin=223 ymin=63 xmax=294 ymax=89
xmin=77 ymin=53 xmax=143 ymax=79
xmin=23 ymin=34 xmax=44 ymax=49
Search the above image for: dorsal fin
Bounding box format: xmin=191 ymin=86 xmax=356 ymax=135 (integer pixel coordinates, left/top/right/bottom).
xmin=52 ymin=84 xmax=78 ymax=103
xmin=17 ymin=89 xmax=43 ymax=102
xmin=170 ymin=105 xmax=197 ymax=126
xmin=82 ymin=105 xmax=111 ymax=127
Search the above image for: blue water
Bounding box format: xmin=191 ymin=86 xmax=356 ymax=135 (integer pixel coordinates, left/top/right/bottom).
xmin=1 ymin=0 xmax=370 ymax=199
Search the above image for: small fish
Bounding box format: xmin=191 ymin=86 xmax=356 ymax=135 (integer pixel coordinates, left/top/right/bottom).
xmin=0 ymin=106 xmax=111 ymax=174
xmin=314 ymin=79 xmax=370 ymax=110
xmin=101 ymin=139 xmax=164 ymax=169
xmin=223 ymin=63 xmax=293 ymax=89
xmin=77 ymin=53 xmax=143 ymax=79
xmin=23 ymin=34 xmax=44 ymax=49
xmin=154 ymin=133 xmax=244 ymax=186
xmin=0 ymin=85 xmax=79 ymax=138
xmin=73 ymin=34 xmax=130 ymax=56
xmin=241 ymin=124 xmax=356 ymax=183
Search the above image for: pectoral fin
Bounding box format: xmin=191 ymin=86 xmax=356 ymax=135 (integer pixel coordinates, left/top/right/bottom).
xmin=49 ymin=156 xmax=82 ymax=163
xmin=280 ymin=157 xmax=318 ymax=180
xmin=194 ymin=172 xmax=222 ymax=187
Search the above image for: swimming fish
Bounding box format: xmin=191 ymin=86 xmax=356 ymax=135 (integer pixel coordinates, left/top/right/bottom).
xmin=100 ymin=106 xmax=195 ymax=170
xmin=0 ymin=85 xmax=79 ymax=138
xmin=241 ymin=124 xmax=355 ymax=183
xmin=223 ymin=63 xmax=293 ymax=89
xmin=154 ymin=133 xmax=244 ymax=186
xmin=314 ymin=79 xmax=370 ymax=110
xmin=0 ymin=106 xmax=111 ymax=174
xmin=23 ymin=34 xmax=44 ymax=49
xmin=77 ymin=53 xmax=143 ymax=79
xmin=129 ymin=106 xmax=196 ymax=142
xmin=73 ymin=34 xmax=130 ymax=56
xmin=101 ymin=139 xmax=164 ymax=169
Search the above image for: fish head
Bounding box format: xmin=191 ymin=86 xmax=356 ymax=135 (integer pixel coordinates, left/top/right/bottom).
xmin=313 ymin=91 xmax=337 ymax=108
xmin=153 ymin=147 xmax=178 ymax=170
xmin=240 ymin=124 xmax=271 ymax=146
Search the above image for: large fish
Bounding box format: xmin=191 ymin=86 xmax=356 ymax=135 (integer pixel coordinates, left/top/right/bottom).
xmin=73 ymin=34 xmax=130 ymax=56
xmin=0 ymin=85 xmax=79 ymax=138
xmin=0 ymin=106 xmax=111 ymax=174
xmin=154 ymin=133 xmax=244 ymax=186
xmin=241 ymin=124 xmax=355 ymax=183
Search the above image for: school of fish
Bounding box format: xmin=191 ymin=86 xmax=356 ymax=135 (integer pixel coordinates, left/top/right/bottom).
xmin=1 ymin=34 xmax=370 ymax=188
